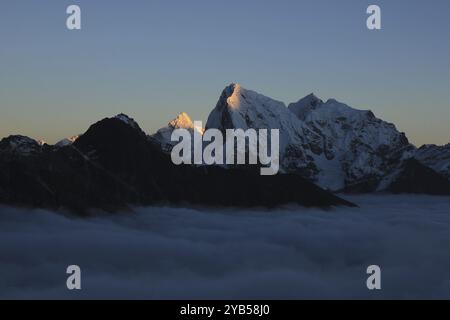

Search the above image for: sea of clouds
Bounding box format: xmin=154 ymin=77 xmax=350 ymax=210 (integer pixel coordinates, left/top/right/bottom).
xmin=1 ymin=195 xmax=450 ymax=299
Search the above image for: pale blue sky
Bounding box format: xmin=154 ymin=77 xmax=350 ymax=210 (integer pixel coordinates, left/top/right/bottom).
xmin=1 ymin=0 xmax=449 ymax=145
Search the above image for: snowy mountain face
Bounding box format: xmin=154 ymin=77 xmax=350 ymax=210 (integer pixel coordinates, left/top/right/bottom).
xmin=205 ymin=84 xmax=415 ymax=191
xmin=288 ymin=94 xmax=415 ymax=191
xmin=0 ymin=135 xmax=43 ymax=156
xmin=151 ymin=112 xmax=204 ymax=153
xmin=415 ymin=144 xmax=450 ymax=181
xmin=206 ymin=84 xmax=325 ymax=178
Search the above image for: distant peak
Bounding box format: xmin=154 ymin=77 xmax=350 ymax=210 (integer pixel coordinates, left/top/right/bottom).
xmin=3 ymin=135 xmax=37 ymax=145
xmin=220 ymin=82 xmax=242 ymax=99
xmin=0 ymin=135 xmax=41 ymax=155
xmin=55 ymin=135 xmax=81 ymax=148
xmin=302 ymin=93 xmax=322 ymax=104
xmin=232 ymin=83 xmax=241 ymax=91
xmin=226 ymin=82 xmax=239 ymax=91
xmin=37 ymin=140 xmax=47 ymax=146
xmin=227 ymin=83 xmax=244 ymax=109
xmin=306 ymin=93 xmax=319 ymax=99
xmin=169 ymin=112 xmax=194 ymax=129
xmin=293 ymin=93 xmax=323 ymax=107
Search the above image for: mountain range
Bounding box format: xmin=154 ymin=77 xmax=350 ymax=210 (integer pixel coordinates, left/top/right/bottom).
xmin=154 ymin=84 xmax=450 ymax=193
xmin=1 ymin=83 xmax=450 ymax=212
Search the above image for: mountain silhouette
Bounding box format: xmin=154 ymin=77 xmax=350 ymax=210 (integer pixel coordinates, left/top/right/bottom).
xmin=0 ymin=115 xmax=354 ymax=213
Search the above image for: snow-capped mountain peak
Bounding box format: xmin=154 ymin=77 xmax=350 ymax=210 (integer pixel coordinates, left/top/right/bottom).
xmin=151 ymin=112 xmax=204 ymax=152
xmin=168 ymin=112 xmax=204 ymax=135
xmin=226 ymin=83 xmax=245 ymax=110
xmin=206 ymin=83 xmax=323 ymax=176
xmin=169 ymin=112 xmax=193 ymax=129
xmin=206 ymin=83 xmax=297 ymax=133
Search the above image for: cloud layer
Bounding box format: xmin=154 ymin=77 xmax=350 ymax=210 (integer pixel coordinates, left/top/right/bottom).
xmin=1 ymin=195 xmax=450 ymax=299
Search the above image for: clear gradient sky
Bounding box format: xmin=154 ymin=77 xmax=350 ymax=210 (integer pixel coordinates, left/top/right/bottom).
xmin=1 ymin=0 xmax=449 ymax=146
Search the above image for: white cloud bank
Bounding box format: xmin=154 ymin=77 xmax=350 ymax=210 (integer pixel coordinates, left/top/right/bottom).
xmin=1 ymin=195 xmax=450 ymax=299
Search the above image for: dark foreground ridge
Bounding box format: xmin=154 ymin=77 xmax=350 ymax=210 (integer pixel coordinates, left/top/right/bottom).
xmin=388 ymin=158 xmax=450 ymax=195
xmin=0 ymin=116 xmax=355 ymax=213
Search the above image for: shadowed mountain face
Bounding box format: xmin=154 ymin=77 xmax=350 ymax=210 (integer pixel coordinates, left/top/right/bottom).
xmin=0 ymin=115 xmax=354 ymax=213
xmin=415 ymin=144 xmax=450 ymax=181
xmin=388 ymin=159 xmax=450 ymax=196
